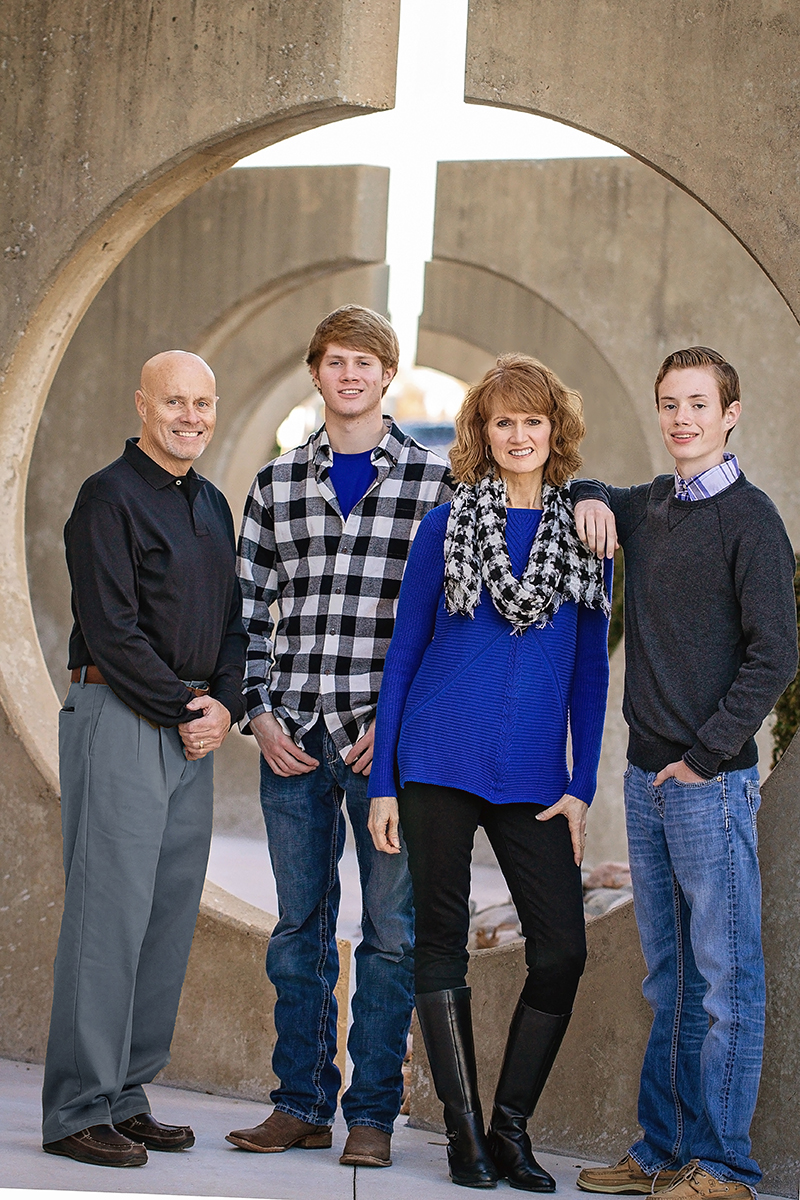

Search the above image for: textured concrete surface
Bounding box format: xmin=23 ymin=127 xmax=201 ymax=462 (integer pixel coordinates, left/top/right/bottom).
xmin=0 ymin=0 xmax=399 ymax=1076
xmin=0 ymin=1056 xmax=633 ymax=1200
xmin=465 ymin=0 xmax=800 ymax=329
xmin=419 ymin=157 xmax=800 ymax=543
xmin=27 ymin=163 xmax=390 ymax=707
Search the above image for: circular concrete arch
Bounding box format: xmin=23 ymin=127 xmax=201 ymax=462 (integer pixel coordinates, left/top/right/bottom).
xmin=464 ymin=0 xmax=800 ymax=328
xmin=416 ymin=259 xmax=654 ymax=484
xmin=1 ymin=0 xmax=400 ymax=1080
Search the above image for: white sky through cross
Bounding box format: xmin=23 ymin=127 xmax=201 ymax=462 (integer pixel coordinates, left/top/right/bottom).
xmin=237 ymin=0 xmax=625 ymax=367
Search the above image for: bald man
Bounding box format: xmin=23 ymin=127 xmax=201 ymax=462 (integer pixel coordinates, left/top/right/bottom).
xmin=41 ymin=352 xmax=246 ymax=1167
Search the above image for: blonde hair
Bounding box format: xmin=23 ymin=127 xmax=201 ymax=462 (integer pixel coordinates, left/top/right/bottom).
xmin=306 ymin=305 xmax=399 ymax=396
xmin=450 ymin=354 xmax=585 ymax=487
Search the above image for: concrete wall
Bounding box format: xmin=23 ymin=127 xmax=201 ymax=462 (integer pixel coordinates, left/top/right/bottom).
xmin=0 ymin=0 xmax=400 ymax=1082
xmin=419 ymin=158 xmax=800 ymax=543
xmin=464 ymin=0 xmax=800 ymax=328
xmin=28 ymin=164 xmax=390 ymax=707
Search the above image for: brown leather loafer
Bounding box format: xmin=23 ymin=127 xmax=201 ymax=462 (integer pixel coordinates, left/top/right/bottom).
xmin=115 ymin=1112 xmax=195 ymax=1151
xmin=226 ymin=1108 xmax=332 ymax=1152
xmin=43 ymin=1124 xmax=148 ymax=1167
xmin=340 ymin=1125 xmax=392 ymax=1167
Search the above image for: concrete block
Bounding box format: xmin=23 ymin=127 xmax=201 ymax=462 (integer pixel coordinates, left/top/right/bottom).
xmin=465 ymin=0 xmax=800 ymax=327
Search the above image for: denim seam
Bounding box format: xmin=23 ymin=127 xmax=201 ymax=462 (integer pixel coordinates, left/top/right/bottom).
xmin=652 ymin=772 xmax=685 ymax=1164
xmin=668 ymin=870 xmax=686 ymax=1161
xmin=308 ymin=756 xmax=342 ymax=1122
xmin=719 ymin=774 xmax=739 ymax=1161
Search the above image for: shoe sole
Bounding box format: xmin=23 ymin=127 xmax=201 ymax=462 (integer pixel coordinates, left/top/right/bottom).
xmin=339 ymin=1153 xmax=391 ymax=1167
xmin=43 ymin=1143 xmax=147 ymax=1167
xmin=126 ymin=1135 xmax=195 ymax=1151
xmin=578 ymin=1181 xmax=673 ymax=1194
xmin=225 ymin=1133 xmax=332 ymax=1152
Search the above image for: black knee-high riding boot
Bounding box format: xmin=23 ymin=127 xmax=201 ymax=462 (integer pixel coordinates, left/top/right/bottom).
xmin=487 ymin=1001 xmax=571 ymax=1192
xmin=415 ymin=987 xmax=498 ymax=1189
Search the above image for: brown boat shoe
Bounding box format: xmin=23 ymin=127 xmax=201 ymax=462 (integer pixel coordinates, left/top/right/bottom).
xmin=43 ymin=1123 xmax=148 ymax=1167
xmin=115 ymin=1112 xmax=195 ymax=1151
xmin=225 ymin=1109 xmax=332 ymax=1152
xmin=578 ymin=1153 xmax=679 ymax=1194
xmin=657 ymin=1161 xmax=753 ymax=1200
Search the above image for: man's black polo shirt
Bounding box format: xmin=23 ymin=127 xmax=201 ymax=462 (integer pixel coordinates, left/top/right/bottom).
xmin=65 ymin=438 xmax=246 ymax=728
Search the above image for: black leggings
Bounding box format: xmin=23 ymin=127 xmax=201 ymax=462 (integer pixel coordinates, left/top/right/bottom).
xmin=400 ymin=782 xmax=587 ymax=1015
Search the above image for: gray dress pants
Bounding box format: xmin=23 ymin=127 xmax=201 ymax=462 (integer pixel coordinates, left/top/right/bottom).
xmin=42 ymin=681 xmax=213 ymax=1142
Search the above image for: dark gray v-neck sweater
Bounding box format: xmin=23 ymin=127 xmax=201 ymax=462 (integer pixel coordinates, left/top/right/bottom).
xmin=572 ymin=473 xmax=797 ymax=777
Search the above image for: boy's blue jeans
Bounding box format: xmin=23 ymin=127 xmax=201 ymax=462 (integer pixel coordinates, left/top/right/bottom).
xmin=624 ymin=763 xmax=764 ymax=1185
xmin=259 ymin=718 xmax=414 ymax=1133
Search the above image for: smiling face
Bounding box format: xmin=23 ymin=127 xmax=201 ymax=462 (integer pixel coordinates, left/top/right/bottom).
xmin=485 ymin=407 xmax=552 ymax=485
xmin=135 ymin=351 xmax=218 ymax=476
xmin=311 ymin=343 xmax=395 ymax=424
xmin=657 ymin=366 xmax=740 ymax=478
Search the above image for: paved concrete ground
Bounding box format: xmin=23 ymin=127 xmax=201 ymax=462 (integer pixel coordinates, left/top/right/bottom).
xmin=2 ymin=1057 xmax=603 ymax=1200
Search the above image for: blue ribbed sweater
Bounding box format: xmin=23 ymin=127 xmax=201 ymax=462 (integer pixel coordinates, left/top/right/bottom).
xmin=369 ymin=503 xmax=612 ymax=807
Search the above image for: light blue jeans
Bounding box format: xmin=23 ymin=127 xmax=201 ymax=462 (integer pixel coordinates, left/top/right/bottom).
xmin=624 ymin=763 xmax=764 ymax=1186
xmin=260 ymin=718 xmax=415 ymax=1132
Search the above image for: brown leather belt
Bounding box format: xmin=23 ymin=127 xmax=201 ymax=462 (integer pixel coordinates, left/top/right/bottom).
xmin=70 ymin=666 xmax=210 ymax=697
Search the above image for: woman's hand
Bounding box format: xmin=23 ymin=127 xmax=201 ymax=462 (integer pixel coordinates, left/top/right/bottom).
xmin=536 ymin=792 xmax=589 ymax=865
xmin=368 ymin=796 xmax=401 ymax=854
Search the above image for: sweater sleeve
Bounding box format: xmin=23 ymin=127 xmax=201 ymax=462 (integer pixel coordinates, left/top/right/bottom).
xmin=570 ymin=479 xmax=654 ymax=546
xmin=685 ymin=508 xmax=798 ymax=777
xmin=567 ymin=556 xmax=613 ymax=805
xmin=368 ymin=506 xmax=448 ymax=798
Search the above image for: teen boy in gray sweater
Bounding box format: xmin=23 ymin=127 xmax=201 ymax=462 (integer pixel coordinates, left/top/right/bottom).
xmin=571 ymin=347 xmax=797 ymax=1200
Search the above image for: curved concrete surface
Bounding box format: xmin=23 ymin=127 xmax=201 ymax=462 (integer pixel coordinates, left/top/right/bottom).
xmin=417 ymin=260 xmax=652 ymax=486
xmin=465 ymin=0 xmax=800 ymax=326
xmin=421 ymin=158 xmax=800 ymax=542
xmin=0 ymin=0 xmax=400 ymax=1083
xmin=28 ymin=163 xmax=390 ymax=705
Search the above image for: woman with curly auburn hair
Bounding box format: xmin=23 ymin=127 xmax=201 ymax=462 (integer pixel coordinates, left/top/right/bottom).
xmin=368 ymin=354 xmax=612 ymax=1191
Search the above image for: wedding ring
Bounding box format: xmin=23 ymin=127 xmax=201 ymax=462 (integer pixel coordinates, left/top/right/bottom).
xmin=199 ymin=739 xmax=205 ymax=749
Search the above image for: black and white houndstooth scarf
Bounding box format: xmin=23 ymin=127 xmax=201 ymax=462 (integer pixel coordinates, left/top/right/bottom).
xmin=443 ymin=473 xmax=610 ymax=634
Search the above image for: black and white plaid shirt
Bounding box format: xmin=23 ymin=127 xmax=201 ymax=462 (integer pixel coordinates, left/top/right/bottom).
xmin=237 ymin=418 xmax=453 ymax=756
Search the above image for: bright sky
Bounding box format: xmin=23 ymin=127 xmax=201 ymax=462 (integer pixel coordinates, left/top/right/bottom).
xmin=237 ymin=0 xmax=624 ymax=366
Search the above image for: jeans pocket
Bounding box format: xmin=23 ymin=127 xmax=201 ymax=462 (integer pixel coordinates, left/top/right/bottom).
xmin=745 ymin=779 xmax=761 ymax=849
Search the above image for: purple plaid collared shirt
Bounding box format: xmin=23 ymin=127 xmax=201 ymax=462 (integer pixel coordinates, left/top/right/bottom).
xmin=674 ymin=452 xmax=740 ymax=501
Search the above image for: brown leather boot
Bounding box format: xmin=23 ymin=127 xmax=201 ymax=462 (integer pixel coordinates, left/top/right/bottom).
xmin=225 ymin=1109 xmax=332 ymax=1152
xmin=340 ymin=1125 xmax=392 ymax=1167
